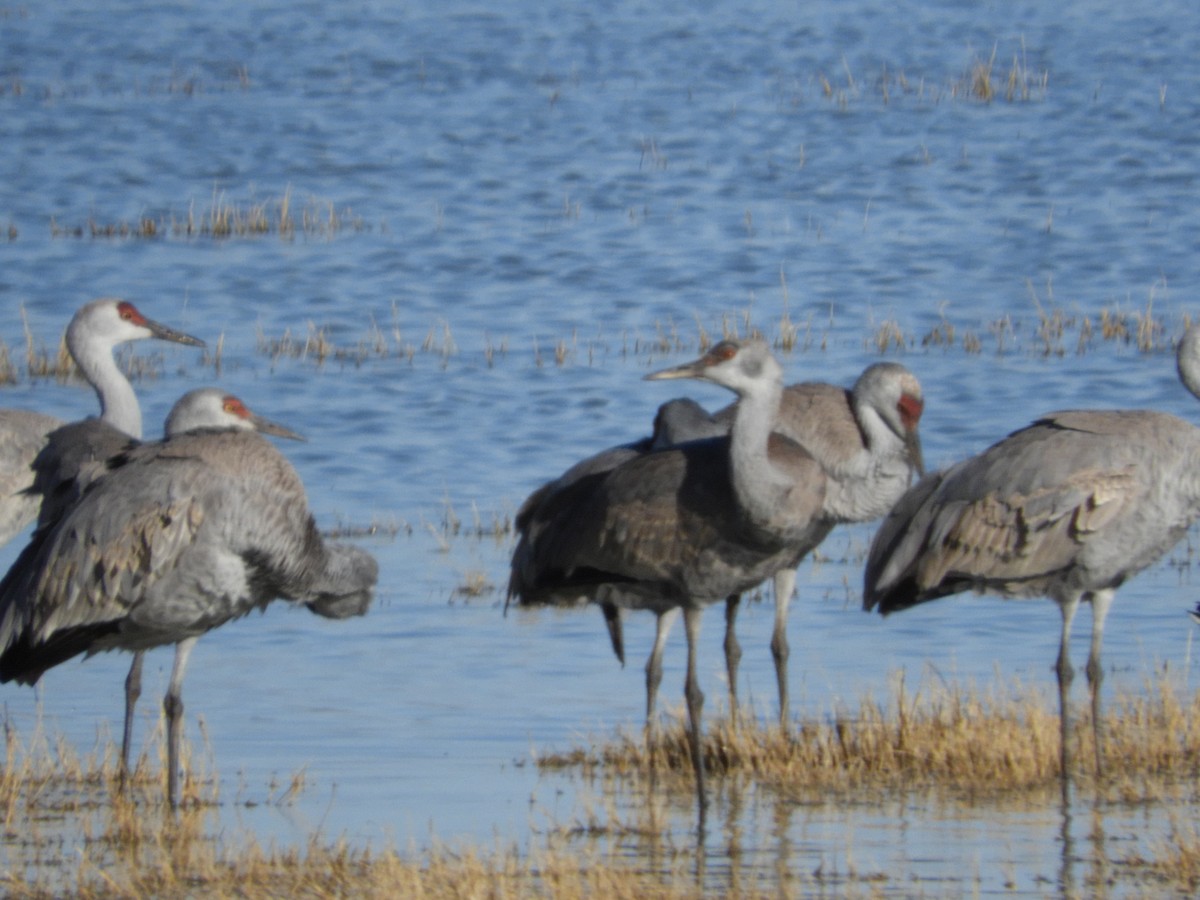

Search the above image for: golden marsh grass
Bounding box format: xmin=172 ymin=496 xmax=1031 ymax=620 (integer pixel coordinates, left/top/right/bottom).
xmin=0 ymin=720 xmax=754 ymax=899
xmin=6 ymin=673 xmax=1200 ymax=896
xmin=237 ymin=293 xmax=1180 ymax=372
xmin=3 ymin=295 xmax=1181 ymax=388
xmin=48 ymin=188 xmax=370 ymax=242
xmin=537 ymin=672 xmax=1200 ymax=804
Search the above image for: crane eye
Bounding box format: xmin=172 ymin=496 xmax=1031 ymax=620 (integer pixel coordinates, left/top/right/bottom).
xmin=223 ymin=398 xmax=249 ymax=418
xmin=116 ymin=301 xmax=145 ymax=325
xmin=713 ymin=342 xmax=737 ymax=361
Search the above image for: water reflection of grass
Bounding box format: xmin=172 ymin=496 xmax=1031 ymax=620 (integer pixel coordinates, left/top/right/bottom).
xmin=0 ymin=720 xmax=748 ymax=898
xmin=6 ymin=672 xmax=1200 ymax=896
xmin=535 ymin=673 xmax=1200 ymax=893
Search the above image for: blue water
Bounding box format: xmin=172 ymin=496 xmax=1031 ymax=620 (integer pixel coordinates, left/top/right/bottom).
xmin=3 ymin=1 xmax=1200 ymax=893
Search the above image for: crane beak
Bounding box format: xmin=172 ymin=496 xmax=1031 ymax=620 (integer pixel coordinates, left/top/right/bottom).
xmin=645 ymin=357 xmax=706 ymax=382
xmin=145 ymin=317 xmax=206 ymax=348
xmin=252 ymin=415 xmax=306 ymax=442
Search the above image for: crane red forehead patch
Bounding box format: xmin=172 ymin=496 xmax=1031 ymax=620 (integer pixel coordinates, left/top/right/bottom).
xmin=897 ymin=394 xmax=924 ymax=430
xmin=116 ymin=301 xmax=148 ymax=326
xmin=222 ymin=397 xmax=251 ymax=419
xmin=708 ymin=341 xmax=738 ymax=364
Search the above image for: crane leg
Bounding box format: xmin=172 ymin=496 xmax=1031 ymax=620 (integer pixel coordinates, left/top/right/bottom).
xmin=771 ymin=568 xmax=796 ymax=729
xmin=1086 ymin=589 xmax=1115 ymax=780
xmin=119 ymin=651 xmax=144 ymax=786
xmin=601 ymin=601 xmax=625 ymax=666
xmin=645 ymin=608 xmax=679 ymax=736
xmin=682 ymin=605 xmax=707 ymax=830
xmin=163 ymin=637 xmax=197 ymax=810
xmin=1054 ymin=595 xmax=1080 ymax=805
xmin=723 ymin=595 xmax=741 ymax=720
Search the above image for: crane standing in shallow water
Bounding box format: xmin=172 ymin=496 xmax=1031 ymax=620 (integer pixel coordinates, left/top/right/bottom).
xmin=699 ymin=362 xmax=925 ymax=724
xmin=544 ymin=364 xmax=924 ymax=729
xmin=0 ymin=389 xmax=378 ymax=808
xmin=864 ymin=323 xmax=1200 ymax=800
xmin=509 ymin=338 xmax=829 ymax=824
xmin=5 ymin=299 xmax=206 ymax=779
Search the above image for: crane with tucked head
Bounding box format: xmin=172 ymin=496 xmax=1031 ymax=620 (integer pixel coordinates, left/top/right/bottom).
xmin=0 ymin=389 xmax=377 ymax=808
xmin=864 ymin=323 xmax=1200 ymax=800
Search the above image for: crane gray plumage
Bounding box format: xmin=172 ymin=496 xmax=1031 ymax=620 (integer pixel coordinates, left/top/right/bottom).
xmin=0 ymin=409 xmax=65 ymax=546
xmin=509 ymin=396 xmax=724 ymax=664
xmin=27 ymin=385 xmax=281 ymax=531
xmin=593 ymin=364 xmax=925 ymax=728
xmin=509 ymin=338 xmax=829 ymax=824
xmin=0 ymin=299 xmax=204 ymax=546
xmin=864 ymin=324 xmax=1200 ymax=800
xmin=7 ymin=300 xmax=206 ymax=780
xmin=515 ymin=397 xmax=722 ymax=515
xmin=706 ymin=362 xmax=925 ymax=724
xmin=0 ymin=389 xmax=377 ymax=808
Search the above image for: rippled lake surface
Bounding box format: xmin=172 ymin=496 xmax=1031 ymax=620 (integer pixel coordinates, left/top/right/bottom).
xmin=3 ymin=0 xmax=1200 ymax=894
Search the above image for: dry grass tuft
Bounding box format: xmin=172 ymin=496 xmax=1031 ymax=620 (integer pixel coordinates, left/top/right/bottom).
xmin=48 ymin=188 xmax=370 ymax=242
xmin=868 ymin=318 xmax=907 ymax=353
xmin=323 ymin=516 xmax=409 ymax=540
xmin=953 ymin=44 xmax=1047 ymax=102
xmin=538 ymin=673 xmax=1200 ymax=802
xmin=0 ymin=720 xmax=740 ymax=899
xmin=5 ymin=674 xmax=1200 ymax=895
xmin=0 ymin=339 xmax=17 ymax=385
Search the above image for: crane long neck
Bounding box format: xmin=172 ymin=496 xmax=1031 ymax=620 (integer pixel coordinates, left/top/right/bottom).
xmin=72 ymin=337 xmax=143 ymax=439
xmin=728 ymin=372 xmax=786 ymax=524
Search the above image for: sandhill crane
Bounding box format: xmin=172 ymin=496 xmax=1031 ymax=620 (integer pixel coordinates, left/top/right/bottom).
xmin=0 ymin=299 xmax=204 ymax=545
xmin=3 ymin=300 xmax=206 ymax=778
xmin=0 ymin=389 xmax=377 ymax=808
xmin=710 ymin=363 xmax=925 ymax=723
xmin=509 ymin=339 xmax=829 ymax=823
xmin=30 ymin=386 xmax=315 ymax=786
xmin=586 ymin=365 xmax=925 ymax=727
xmin=863 ymin=323 xmax=1200 ymax=799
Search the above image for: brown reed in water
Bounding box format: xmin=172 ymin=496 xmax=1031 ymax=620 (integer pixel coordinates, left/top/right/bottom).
xmin=537 ymin=672 xmax=1200 ymax=803
xmin=47 ymin=189 xmax=370 ymax=243
xmin=241 ymin=293 xmax=1176 ymax=373
xmin=4 ymin=292 xmax=1173 ymax=387
xmin=0 ymin=720 xmax=743 ymax=899
xmin=3 ymin=673 xmax=1200 ymax=896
